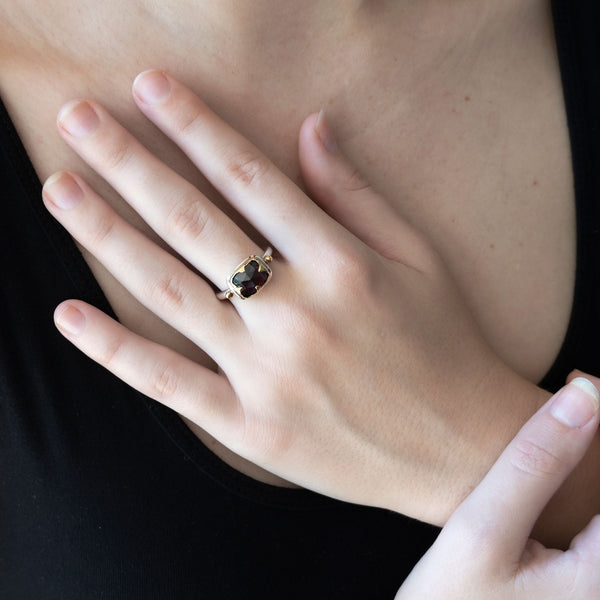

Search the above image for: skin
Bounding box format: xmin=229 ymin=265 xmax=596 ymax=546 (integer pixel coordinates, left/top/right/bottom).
xmin=0 ymin=0 xmax=595 ymax=547
xmin=41 ymin=72 xmax=512 ymax=522
xmin=395 ymin=375 xmax=600 ymax=599
xmin=40 ymin=76 xmax=600 ymax=597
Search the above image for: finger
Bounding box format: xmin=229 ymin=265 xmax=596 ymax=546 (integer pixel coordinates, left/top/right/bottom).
xmin=42 ymin=170 xmax=242 ymax=364
xmin=55 ymin=98 xmax=262 ymax=286
xmin=449 ymin=378 xmax=600 ymax=564
xmin=131 ymin=70 xmax=344 ymax=261
xmin=298 ymin=111 xmax=433 ymax=270
xmin=570 ymin=514 xmax=600 ymax=560
xmin=567 ymin=369 xmax=600 ymax=391
xmin=53 ymin=300 xmax=241 ymax=440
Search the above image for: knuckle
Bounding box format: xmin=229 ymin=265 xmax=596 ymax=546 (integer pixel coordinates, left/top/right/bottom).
xmin=342 ymin=166 xmax=371 ymax=193
xmin=87 ymin=211 xmax=117 ymax=248
xmin=165 ymin=194 xmax=210 ymax=242
xmin=174 ymin=106 xmax=204 ymax=138
xmin=510 ymin=438 xmax=565 ymax=479
xmin=146 ymin=273 xmax=189 ymax=312
xmin=225 ymin=150 xmax=271 ymax=188
xmin=104 ymin=135 xmax=136 ymax=172
xmin=148 ymin=363 xmax=180 ymax=399
xmin=97 ymin=333 xmax=125 ymax=368
xmin=321 ymin=242 xmax=377 ymax=298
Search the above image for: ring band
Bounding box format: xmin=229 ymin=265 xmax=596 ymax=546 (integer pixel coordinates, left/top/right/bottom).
xmin=216 ymin=247 xmax=273 ymax=300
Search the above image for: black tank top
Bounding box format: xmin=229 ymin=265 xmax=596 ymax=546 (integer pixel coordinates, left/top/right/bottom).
xmin=1 ymin=2 xmax=598 ymax=598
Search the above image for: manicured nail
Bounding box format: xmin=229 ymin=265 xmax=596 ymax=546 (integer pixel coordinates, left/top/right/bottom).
xmin=55 ymin=304 xmax=86 ymax=336
xmin=315 ymin=109 xmax=338 ymax=153
xmin=133 ymin=70 xmax=172 ymax=105
xmin=551 ymin=377 xmax=600 ymax=427
xmin=43 ymin=172 xmax=83 ymax=210
xmin=57 ymin=100 xmax=100 ymax=137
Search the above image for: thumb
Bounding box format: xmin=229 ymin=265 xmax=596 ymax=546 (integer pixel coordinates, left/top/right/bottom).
xmin=448 ymin=377 xmax=600 ymax=564
xmin=567 ymin=369 xmax=600 ymax=391
xmin=298 ymin=111 xmax=432 ymax=269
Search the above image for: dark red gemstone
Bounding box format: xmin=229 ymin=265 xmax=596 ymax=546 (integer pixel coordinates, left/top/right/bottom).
xmin=232 ymin=260 xmax=269 ymax=297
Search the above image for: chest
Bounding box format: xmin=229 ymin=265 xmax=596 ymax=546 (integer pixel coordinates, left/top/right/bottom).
xmin=1 ymin=4 xmax=573 ymax=379
xmin=0 ymin=1 xmax=575 ymax=485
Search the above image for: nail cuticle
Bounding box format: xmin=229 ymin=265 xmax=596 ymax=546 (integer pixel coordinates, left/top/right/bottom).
xmin=551 ymin=378 xmax=600 ymax=428
xmin=57 ymin=100 xmax=100 ymax=138
xmin=43 ymin=172 xmax=84 ymax=210
xmin=133 ymin=70 xmax=172 ymax=106
xmin=55 ymin=304 xmax=86 ymax=336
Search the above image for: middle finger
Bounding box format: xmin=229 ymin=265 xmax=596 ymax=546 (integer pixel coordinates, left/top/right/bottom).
xmin=55 ymin=98 xmax=263 ymax=287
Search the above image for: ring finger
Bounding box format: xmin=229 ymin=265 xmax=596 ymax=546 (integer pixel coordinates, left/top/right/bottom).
xmin=42 ymin=170 xmax=244 ymax=364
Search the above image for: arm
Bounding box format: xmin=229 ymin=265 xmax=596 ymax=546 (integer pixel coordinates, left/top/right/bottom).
xmin=396 ymin=376 xmax=600 ymax=599
xmin=302 ymin=114 xmax=600 ymax=548
xmin=532 ymin=373 xmax=600 ymax=547
xmin=42 ymin=69 xmax=597 ymax=546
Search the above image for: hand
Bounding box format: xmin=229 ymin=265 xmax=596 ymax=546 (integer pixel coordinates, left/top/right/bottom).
xmin=42 ymin=69 xmax=538 ymax=523
xmin=396 ymin=375 xmax=600 ymax=600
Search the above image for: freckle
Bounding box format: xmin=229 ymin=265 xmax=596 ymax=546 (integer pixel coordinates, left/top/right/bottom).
xmin=464 ymin=96 xmax=471 ymax=102
xmin=532 ymin=179 xmax=538 ymax=186
xmin=519 ymin=242 xmax=524 ymax=247
xmin=451 ymin=108 xmax=457 ymax=114
xmin=394 ymin=57 xmax=398 ymax=62
xmin=489 ymin=244 xmax=495 ymax=249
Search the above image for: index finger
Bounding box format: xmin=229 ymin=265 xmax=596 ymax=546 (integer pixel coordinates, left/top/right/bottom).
xmin=131 ymin=70 xmax=343 ymax=261
xmin=449 ymin=377 xmax=600 ymax=563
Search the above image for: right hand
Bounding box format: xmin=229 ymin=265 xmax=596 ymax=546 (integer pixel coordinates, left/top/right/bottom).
xmin=395 ymin=374 xmax=600 ymax=599
xmin=43 ymin=70 xmax=531 ymax=524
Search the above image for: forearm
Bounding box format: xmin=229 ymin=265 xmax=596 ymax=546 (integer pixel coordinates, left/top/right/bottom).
xmin=396 ymin=377 xmax=600 ymax=600
xmin=533 ymin=426 xmax=600 ymax=548
xmin=411 ymin=362 xmax=548 ymax=523
xmin=424 ymin=363 xmax=599 ymax=548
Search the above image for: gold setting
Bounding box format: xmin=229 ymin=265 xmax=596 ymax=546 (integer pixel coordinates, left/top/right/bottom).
xmin=217 ymin=247 xmax=273 ymax=300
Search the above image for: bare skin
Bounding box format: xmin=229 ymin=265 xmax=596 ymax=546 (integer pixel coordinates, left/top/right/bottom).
xmin=0 ymin=0 xmax=587 ymax=544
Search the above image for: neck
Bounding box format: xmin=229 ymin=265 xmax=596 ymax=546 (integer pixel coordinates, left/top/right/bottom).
xmin=2 ymin=1 xmax=499 ymax=71
xmin=144 ymin=0 xmax=368 ymax=38
xmin=2 ymin=0 xmax=374 ymax=67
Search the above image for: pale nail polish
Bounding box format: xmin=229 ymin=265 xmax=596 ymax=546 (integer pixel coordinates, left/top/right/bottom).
xmin=43 ymin=172 xmax=83 ymax=210
xmin=57 ymin=100 xmax=100 ymax=137
xmin=315 ymin=109 xmax=338 ymax=153
xmin=551 ymin=377 xmax=600 ymax=428
xmin=55 ymin=304 xmax=86 ymax=336
xmin=133 ymin=70 xmax=172 ymax=105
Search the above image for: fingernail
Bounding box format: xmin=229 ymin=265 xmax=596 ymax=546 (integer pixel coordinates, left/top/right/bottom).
xmin=57 ymin=100 xmax=100 ymax=137
xmin=315 ymin=109 xmax=338 ymax=153
xmin=55 ymin=304 xmax=86 ymax=336
xmin=133 ymin=70 xmax=172 ymax=105
xmin=43 ymin=172 xmax=83 ymax=210
xmin=551 ymin=377 xmax=600 ymax=428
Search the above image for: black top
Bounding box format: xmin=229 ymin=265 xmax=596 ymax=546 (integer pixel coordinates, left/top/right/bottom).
xmin=0 ymin=2 xmax=598 ymax=598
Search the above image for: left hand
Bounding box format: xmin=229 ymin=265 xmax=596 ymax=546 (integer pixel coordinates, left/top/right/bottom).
xmin=42 ymin=70 xmax=538 ymax=523
xmin=395 ymin=375 xmax=600 ymax=599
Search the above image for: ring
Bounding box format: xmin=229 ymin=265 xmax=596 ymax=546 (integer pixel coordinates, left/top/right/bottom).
xmin=216 ymin=247 xmax=274 ymax=300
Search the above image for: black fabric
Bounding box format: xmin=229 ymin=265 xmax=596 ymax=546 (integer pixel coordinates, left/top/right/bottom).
xmin=538 ymin=0 xmax=600 ymax=392
xmin=0 ymin=1 xmax=598 ymax=598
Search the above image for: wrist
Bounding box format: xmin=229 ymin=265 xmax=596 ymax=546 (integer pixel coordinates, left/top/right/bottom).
xmin=424 ymin=361 xmax=550 ymax=525
xmin=533 ymin=427 xmax=600 ymax=548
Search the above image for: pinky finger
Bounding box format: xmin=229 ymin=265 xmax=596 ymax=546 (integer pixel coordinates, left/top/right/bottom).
xmin=54 ymin=300 xmax=240 ymax=439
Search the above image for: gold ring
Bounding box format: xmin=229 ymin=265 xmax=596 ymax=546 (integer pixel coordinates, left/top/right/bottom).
xmin=216 ymin=247 xmax=273 ymax=300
